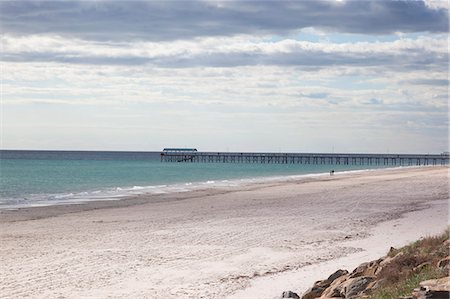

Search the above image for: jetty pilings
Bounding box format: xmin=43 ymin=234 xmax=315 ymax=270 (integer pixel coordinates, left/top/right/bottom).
xmin=160 ymin=151 xmax=449 ymax=166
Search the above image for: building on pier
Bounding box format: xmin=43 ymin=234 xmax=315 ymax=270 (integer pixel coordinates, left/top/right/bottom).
xmin=161 ymin=148 xmax=198 ymax=162
xmin=162 ymin=148 xmax=197 ymax=153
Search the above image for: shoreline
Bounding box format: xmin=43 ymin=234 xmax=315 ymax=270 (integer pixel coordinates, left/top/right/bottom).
xmin=0 ymin=165 xmax=439 ymax=222
xmin=0 ymin=165 xmax=427 ymax=212
xmin=0 ymin=166 xmax=448 ymax=298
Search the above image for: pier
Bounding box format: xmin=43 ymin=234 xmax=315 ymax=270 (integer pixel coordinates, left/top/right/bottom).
xmin=160 ymin=149 xmax=450 ymax=166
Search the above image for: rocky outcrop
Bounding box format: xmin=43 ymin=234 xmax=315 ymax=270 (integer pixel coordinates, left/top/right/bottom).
xmin=343 ymin=276 xmax=374 ymax=298
xmin=301 ymin=269 xmax=349 ymax=299
xmin=281 ymin=232 xmax=449 ymax=299
xmin=300 ymin=270 xmax=377 ymax=299
xmin=319 ymin=274 xmax=348 ymax=298
xmin=281 ymin=253 xmax=449 ymax=299
xmin=349 ymin=259 xmax=383 ymax=278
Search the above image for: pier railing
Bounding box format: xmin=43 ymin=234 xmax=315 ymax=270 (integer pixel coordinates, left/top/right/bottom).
xmin=160 ymin=151 xmax=450 ymax=166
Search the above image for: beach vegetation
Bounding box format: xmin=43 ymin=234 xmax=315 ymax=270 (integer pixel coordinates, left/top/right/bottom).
xmin=368 ymin=229 xmax=449 ymax=299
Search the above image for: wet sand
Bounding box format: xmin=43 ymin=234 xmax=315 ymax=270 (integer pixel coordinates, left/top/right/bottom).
xmin=0 ymin=167 xmax=448 ymax=298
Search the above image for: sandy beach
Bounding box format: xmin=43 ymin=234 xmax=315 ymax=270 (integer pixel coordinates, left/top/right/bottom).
xmin=0 ymin=167 xmax=448 ymax=298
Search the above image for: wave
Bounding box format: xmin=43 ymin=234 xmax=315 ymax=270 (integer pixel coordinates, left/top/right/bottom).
xmin=0 ymin=165 xmax=420 ymax=210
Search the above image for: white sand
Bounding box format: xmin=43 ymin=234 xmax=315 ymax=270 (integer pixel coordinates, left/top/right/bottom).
xmin=0 ymin=167 xmax=448 ymax=299
xmin=229 ymin=199 xmax=448 ymax=299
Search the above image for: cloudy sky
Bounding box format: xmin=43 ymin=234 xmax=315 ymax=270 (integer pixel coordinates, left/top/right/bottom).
xmin=1 ymin=0 xmax=448 ymax=153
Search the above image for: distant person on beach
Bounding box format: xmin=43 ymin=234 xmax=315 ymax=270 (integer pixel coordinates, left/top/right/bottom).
xmin=330 ymin=170 xmax=335 ymax=176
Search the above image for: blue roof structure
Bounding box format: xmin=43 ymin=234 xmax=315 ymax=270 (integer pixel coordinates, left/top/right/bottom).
xmin=163 ymin=148 xmax=198 ymax=152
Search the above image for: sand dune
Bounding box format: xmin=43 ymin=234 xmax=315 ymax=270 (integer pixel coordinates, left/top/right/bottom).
xmin=0 ymin=167 xmax=448 ymax=298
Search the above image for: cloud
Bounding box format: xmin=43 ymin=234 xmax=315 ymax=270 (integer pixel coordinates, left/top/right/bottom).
xmin=1 ymin=0 xmax=447 ymax=153
xmin=302 ymin=92 xmax=330 ymax=99
xmin=1 ymin=1 xmax=447 ymax=42
xmin=3 ymin=56 xmax=447 ymax=153
xmin=424 ymin=0 xmax=449 ymax=10
xmin=2 ymin=34 xmax=447 ymax=71
xmin=364 ymin=98 xmax=384 ymax=105
xmin=2 ymin=59 xmax=445 ymax=115
xmin=405 ymin=78 xmax=449 ymax=86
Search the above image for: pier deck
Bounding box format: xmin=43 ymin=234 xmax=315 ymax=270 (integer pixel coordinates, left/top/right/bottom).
xmin=161 ymin=151 xmax=450 ymax=166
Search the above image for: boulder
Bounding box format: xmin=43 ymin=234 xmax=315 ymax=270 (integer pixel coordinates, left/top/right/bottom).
xmin=327 ymin=269 xmax=349 ymax=283
xmin=342 ymin=276 xmax=374 ymax=299
xmin=314 ymin=279 xmax=331 ymax=289
xmin=349 ymin=260 xmax=380 ymax=278
xmin=419 ymin=276 xmax=450 ymax=292
xmin=409 ymin=277 xmax=450 ymax=299
xmin=319 ymin=274 xmax=349 ymax=298
xmin=411 ymin=287 xmax=427 ymax=299
xmin=365 ymin=277 xmax=385 ymax=293
xmin=437 ymin=256 xmax=450 ymax=269
xmin=376 ymin=251 xmax=404 ymax=275
xmin=349 ymin=262 xmax=369 ymax=278
xmin=379 ymin=255 xmax=392 ymax=266
xmin=301 ymin=285 xmax=327 ymax=299
xmin=282 ymin=290 xmax=300 ymax=298
xmin=302 ymin=270 xmax=350 ymax=299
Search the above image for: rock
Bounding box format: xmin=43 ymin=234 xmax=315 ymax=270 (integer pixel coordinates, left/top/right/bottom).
xmin=412 ymin=287 xmax=448 ymax=299
xmin=282 ymin=290 xmax=300 ymax=298
xmin=302 ymin=270 xmax=350 ymax=299
xmin=319 ymin=274 xmax=348 ymax=298
xmin=301 ymin=285 xmax=327 ymax=299
xmin=313 ymin=279 xmax=331 ymax=289
xmin=349 ymin=260 xmax=380 ymax=278
xmin=419 ymin=276 xmax=450 ymax=292
xmin=327 ymin=269 xmax=349 ymax=284
xmin=342 ymin=276 xmax=374 ymax=299
xmin=365 ymin=278 xmax=384 ymax=292
xmin=297 ymin=238 xmax=449 ymax=299
xmin=437 ymin=256 xmax=450 ymax=269
xmin=349 ymin=262 xmax=369 ymax=278
xmin=389 ymin=246 xmax=396 ymax=254
xmin=392 ymin=251 xmax=405 ymax=259
xmin=411 ymin=287 xmax=427 ymax=299
xmin=410 ymin=277 xmax=450 ymax=299
xmin=377 ymin=251 xmax=403 ymax=272
xmin=413 ymin=262 xmax=431 ymax=272
xmin=329 ymin=286 xmax=344 ymax=298
xmin=378 ymin=256 xmax=393 ymax=268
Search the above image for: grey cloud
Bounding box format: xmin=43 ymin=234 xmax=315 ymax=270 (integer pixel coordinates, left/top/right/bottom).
xmin=302 ymin=92 xmax=330 ymax=99
xmin=406 ymin=79 xmax=449 ymax=86
xmin=363 ymin=98 xmax=383 ymax=105
xmin=3 ymin=47 xmax=447 ymax=71
xmin=1 ymin=52 xmax=150 ymax=66
xmin=0 ymin=1 xmax=447 ymax=42
xmin=357 ymin=101 xmax=444 ymax=113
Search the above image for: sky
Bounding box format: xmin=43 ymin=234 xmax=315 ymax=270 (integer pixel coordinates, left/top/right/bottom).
xmin=1 ymin=0 xmax=448 ymax=153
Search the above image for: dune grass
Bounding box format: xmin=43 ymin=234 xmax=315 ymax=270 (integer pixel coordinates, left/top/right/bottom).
xmin=368 ymin=229 xmax=449 ymax=299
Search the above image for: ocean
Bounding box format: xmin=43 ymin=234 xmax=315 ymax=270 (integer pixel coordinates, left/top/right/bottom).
xmin=0 ymin=150 xmax=390 ymax=209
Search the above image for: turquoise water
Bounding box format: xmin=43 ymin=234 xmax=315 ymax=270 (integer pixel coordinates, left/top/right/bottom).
xmin=1 ymin=150 xmax=388 ymax=208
